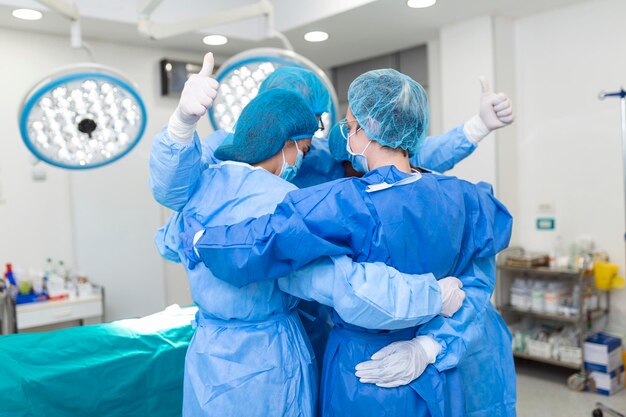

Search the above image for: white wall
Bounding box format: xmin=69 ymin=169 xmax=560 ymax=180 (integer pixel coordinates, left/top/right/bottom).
xmin=492 ymin=16 xmax=520 ymax=245
xmin=0 ymin=27 xmax=204 ymax=320
xmin=426 ymin=39 xmax=442 ymax=136
xmin=437 ymin=16 xmax=520 ymax=244
xmin=0 ymin=33 xmax=76 ymax=271
xmin=439 ymin=16 xmax=497 ymax=187
xmin=515 ymin=0 xmax=626 ymax=335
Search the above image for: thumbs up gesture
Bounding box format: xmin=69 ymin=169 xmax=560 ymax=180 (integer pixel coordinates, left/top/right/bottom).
xmin=168 ymin=53 xmax=220 ymax=142
xmin=478 ymin=76 xmax=513 ymax=130
xmin=178 ymin=52 xmax=220 ymax=125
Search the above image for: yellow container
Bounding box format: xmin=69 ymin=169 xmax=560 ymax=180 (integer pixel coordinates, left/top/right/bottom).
xmin=594 ymin=262 xmax=626 ymax=290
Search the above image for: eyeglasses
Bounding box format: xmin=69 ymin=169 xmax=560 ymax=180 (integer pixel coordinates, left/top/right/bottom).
xmin=339 ymin=118 xmax=360 ymax=140
xmin=318 ymin=117 xmax=325 ymax=132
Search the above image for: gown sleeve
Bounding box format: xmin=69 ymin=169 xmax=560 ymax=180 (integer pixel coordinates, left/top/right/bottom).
xmin=194 ymin=179 xmax=374 ymax=287
xmin=279 ymin=256 xmax=442 ymax=330
xmin=410 ymin=124 xmax=477 ymax=173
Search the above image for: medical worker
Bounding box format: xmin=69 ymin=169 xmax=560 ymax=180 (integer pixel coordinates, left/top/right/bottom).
xmin=257 ymin=66 xmax=512 ymax=370
xmin=262 ymin=68 xmax=512 ymax=189
xmin=151 ymin=58 xmax=467 ymax=416
xmin=189 ymin=69 xmax=516 ymax=417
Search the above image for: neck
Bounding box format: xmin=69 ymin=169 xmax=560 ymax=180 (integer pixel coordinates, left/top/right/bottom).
xmin=366 ymin=145 xmax=412 ymax=173
xmin=254 ymin=155 xmax=281 ymax=175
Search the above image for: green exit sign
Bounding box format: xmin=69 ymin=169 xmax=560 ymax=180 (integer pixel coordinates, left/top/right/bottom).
xmin=536 ymin=218 xmax=555 ymax=230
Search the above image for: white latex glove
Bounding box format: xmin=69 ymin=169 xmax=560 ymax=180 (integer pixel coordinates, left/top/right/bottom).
xmin=192 ymin=229 xmax=205 ymax=257
xmin=168 ymin=52 xmax=220 ymax=143
xmin=463 ymin=77 xmax=514 ymax=143
xmin=355 ymin=335 xmax=442 ymax=388
xmin=438 ymin=276 xmax=465 ymax=317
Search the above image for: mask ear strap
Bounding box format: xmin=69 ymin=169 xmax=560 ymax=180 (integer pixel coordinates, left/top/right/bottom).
xmin=361 ymin=140 xmax=373 ymax=156
xmin=281 ymin=148 xmax=287 ymax=164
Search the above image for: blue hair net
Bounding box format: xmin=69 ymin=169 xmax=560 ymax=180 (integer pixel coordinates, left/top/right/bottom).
xmin=259 ymin=66 xmax=330 ymax=116
xmin=347 ymin=69 xmax=429 ymax=154
xmin=328 ymin=122 xmax=350 ymax=162
xmin=214 ymin=89 xmax=318 ymax=164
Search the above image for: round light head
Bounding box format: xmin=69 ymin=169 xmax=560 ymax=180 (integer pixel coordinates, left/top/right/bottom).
xmin=19 ymin=64 xmax=147 ymax=169
xmin=12 ymin=8 xmax=42 ymax=20
xmin=407 ymin=0 xmax=436 ymax=8
xmin=208 ymin=48 xmax=339 ymax=139
xmin=203 ymin=35 xmax=228 ymax=46
xmin=304 ymin=31 xmax=329 ymax=42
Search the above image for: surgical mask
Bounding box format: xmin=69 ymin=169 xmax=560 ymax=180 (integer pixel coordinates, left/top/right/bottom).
xmin=345 ymin=128 xmax=372 ymax=173
xmin=279 ymin=141 xmax=303 ymax=181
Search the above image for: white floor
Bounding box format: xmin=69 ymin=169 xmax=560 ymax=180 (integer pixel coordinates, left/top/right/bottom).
xmin=516 ymin=359 xmax=626 ymax=417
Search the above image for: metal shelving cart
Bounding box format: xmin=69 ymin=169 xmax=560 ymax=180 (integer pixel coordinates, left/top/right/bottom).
xmin=496 ymin=255 xmax=611 ymax=389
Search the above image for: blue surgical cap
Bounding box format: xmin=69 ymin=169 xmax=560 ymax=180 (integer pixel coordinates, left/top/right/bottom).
xmin=259 ymin=66 xmax=330 ymax=116
xmin=328 ymin=122 xmax=350 ymax=162
xmin=347 ymin=69 xmax=429 ymax=154
xmin=214 ymin=89 xmax=317 ymax=164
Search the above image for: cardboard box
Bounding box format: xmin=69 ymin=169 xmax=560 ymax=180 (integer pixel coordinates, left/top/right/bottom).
xmin=584 ymin=332 xmax=623 ymax=373
xmin=589 ymin=367 xmax=625 ymax=396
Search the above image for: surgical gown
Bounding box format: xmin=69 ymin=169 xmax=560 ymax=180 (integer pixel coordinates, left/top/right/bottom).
xmin=193 ymin=167 xmax=515 ymax=417
xmin=289 ymin=123 xmax=477 ymax=370
xmin=151 ymin=129 xmax=458 ymax=417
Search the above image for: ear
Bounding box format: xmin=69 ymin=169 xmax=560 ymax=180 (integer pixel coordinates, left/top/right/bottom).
xmin=363 ymin=116 xmax=378 ymax=137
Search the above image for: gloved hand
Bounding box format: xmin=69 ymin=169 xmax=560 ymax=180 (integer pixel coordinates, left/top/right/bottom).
xmin=180 ymin=216 xmax=205 ymax=270
xmin=168 ymin=52 xmax=220 ymax=143
xmin=437 ymin=276 xmax=465 ymax=317
xmin=355 ymin=335 xmax=442 ymax=388
xmin=463 ymin=77 xmax=514 ymax=143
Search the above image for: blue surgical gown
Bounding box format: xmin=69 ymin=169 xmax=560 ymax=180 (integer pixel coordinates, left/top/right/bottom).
xmin=193 ymin=167 xmax=515 ymax=417
xmin=151 ymin=129 xmax=457 ymax=417
xmin=289 ymin=124 xmax=477 ymax=373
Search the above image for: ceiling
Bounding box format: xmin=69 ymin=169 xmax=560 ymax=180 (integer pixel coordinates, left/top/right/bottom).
xmin=0 ymin=0 xmax=587 ymax=68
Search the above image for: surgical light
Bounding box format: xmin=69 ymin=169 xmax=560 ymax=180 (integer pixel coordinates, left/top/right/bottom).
xmin=19 ymin=64 xmax=147 ymax=169
xmin=304 ymin=31 xmax=329 ymax=43
xmin=208 ymin=48 xmax=339 ymax=139
xmin=12 ymin=8 xmax=42 ymax=20
xmin=203 ymin=35 xmax=228 ymax=46
xmin=407 ymin=0 xmax=436 ymax=8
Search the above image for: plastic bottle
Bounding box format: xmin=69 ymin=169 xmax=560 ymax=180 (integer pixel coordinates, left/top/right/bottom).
xmin=544 ymin=282 xmax=566 ymax=314
xmin=4 ymin=263 xmax=16 ymax=286
xmin=531 ymin=281 xmax=546 ymax=312
xmin=45 ymin=257 xmax=55 ymax=277
xmin=32 ymin=271 xmax=43 ymax=295
xmin=511 ymin=278 xmax=530 ymax=310
xmin=571 ymin=284 xmax=580 ymax=317
xmin=57 ymin=260 xmax=68 ymax=281
xmin=550 ymin=236 xmax=565 ymax=269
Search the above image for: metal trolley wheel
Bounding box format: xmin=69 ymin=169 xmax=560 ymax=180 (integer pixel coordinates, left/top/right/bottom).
xmin=567 ymin=372 xmax=594 ymax=392
xmin=592 ymin=402 xmax=625 ymax=417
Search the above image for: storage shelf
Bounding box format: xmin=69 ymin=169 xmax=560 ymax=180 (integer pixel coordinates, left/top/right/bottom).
xmin=497 ymin=265 xmax=585 ymax=277
xmin=497 ymin=254 xmax=611 ymax=374
xmin=513 ymin=351 xmax=581 ymax=370
xmin=499 ymin=305 xmax=606 ymax=324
